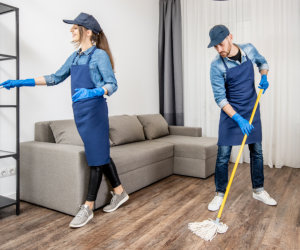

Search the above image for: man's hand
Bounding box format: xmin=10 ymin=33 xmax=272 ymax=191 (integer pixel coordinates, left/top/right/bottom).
xmin=232 ymin=113 xmax=254 ymax=136
xmin=258 ymin=74 xmax=269 ymax=94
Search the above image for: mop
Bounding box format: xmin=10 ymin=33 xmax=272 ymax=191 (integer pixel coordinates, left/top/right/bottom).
xmin=188 ymin=88 xmax=263 ymax=241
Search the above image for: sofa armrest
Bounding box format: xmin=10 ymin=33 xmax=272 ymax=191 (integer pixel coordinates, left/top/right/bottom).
xmin=20 ymin=141 xmax=89 ymax=215
xmin=168 ymin=126 xmax=202 ymax=137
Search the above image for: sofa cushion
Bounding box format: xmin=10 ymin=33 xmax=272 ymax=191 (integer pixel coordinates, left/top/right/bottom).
xmin=137 ymin=114 xmax=169 ymax=140
xmin=110 ymin=140 xmax=173 ymax=175
xmin=50 ymin=120 xmax=114 ymax=147
xmin=35 ymin=121 xmax=55 ymax=143
xmin=109 ymin=115 xmax=145 ymax=146
xmin=49 ymin=120 xmax=84 ymax=146
xmin=154 ymin=135 xmax=218 ymax=159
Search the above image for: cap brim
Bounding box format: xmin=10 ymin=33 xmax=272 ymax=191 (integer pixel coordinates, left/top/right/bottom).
xmin=207 ymin=41 xmax=216 ymax=48
xmin=63 ymin=19 xmax=76 ymax=24
xmin=207 ymin=30 xmax=230 ymax=48
xmin=207 ymin=36 xmax=227 ymax=48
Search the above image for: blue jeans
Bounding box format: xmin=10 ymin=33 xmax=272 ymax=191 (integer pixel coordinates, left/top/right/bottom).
xmin=215 ymin=143 xmax=264 ymax=193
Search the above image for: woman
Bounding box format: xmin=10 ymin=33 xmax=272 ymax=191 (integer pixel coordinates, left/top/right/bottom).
xmin=0 ymin=12 xmax=129 ymax=228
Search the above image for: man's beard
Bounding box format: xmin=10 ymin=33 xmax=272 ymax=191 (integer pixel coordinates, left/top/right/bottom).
xmin=219 ymin=43 xmax=232 ymax=58
xmin=220 ymin=51 xmax=229 ymax=58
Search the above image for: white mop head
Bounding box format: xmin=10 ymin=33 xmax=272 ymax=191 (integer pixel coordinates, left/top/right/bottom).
xmin=188 ymin=219 xmax=228 ymax=241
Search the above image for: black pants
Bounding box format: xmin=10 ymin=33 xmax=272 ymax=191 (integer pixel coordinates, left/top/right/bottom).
xmin=86 ymin=158 xmax=121 ymax=201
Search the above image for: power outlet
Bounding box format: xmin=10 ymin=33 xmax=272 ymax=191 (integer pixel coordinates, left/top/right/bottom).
xmin=9 ymin=167 xmax=16 ymax=175
xmin=0 ymin=168 xmax=8 ymax=178
xmin=0 ymin=166 xmax=16 ymax=178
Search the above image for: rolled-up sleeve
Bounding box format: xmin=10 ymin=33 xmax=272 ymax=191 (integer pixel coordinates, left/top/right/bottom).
xmin=44 ymin=52 xmax=76 ymax=86
xmin=248 ymin=43 xmax=269 ymax=71
xmin=96 ymin=50 xmax=118 ymax=96
xmin=210 ymin=62 xmax=229 ymax=109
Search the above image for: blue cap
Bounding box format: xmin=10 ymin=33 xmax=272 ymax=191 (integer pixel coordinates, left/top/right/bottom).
xmin=207 ymin=25 xmax=230 ymax=48
xmin=63 ymin=12 xmax=102 ymax=34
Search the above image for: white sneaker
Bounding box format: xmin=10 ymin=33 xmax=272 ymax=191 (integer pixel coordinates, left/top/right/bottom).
xmin=208 ymin=195 xmax=224 ymax=211
xmin=253 ymin=190 xmax=277 ymax=206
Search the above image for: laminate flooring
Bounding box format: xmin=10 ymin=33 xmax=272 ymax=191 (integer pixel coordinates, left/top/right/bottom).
xmin=0 ymin=164 xmax=299 ymax=250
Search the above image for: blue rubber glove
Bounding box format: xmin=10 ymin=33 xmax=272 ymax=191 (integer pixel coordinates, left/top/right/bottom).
xmin=232 ymin=113 xmax=254 ymax=136
xmin=72 ymin=87 xmax=105 ymax=103
xmin=0 ymin=79 xmax=35 ymax=90
xmin=258 ymin=74 xmax=269 ymax=94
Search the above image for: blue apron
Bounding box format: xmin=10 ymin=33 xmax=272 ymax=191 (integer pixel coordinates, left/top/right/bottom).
xmin=71 ymin=47 xmax=110 ymax=166
xmin=218 ymin=53 xmax=262 ymax=146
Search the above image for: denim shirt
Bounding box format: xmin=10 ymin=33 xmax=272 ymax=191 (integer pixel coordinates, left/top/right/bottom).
xmin=210 ymin=43 xmax=269 ymax=108
xmin=44 ymin=45 xmax=118 ymax=96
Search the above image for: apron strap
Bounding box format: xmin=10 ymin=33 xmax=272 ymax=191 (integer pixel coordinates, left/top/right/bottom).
xmin=245 ymin=53 xmax=250 ymax=62
xmin=71 ymin=50 xmax=80 ymax=65
xmin=221 ymin=56 xmax=229 ymax=70
xmin=86 ymin=46 xmax=97 ymax=65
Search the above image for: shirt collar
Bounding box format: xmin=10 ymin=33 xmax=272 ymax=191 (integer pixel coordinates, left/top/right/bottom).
xmin=77 ymin=45 xmax=96 ymax=55
xmin=225 ymin=44 xmax=246 ymax=63
xmin=236 ymin=44 xmax=246 ymax=57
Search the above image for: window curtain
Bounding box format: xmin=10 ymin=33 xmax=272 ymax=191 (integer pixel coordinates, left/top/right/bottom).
xmin=159 ymin=0 xmax=184 ymax=125
xmin=181 ymin=0 xmax=300 ymax=168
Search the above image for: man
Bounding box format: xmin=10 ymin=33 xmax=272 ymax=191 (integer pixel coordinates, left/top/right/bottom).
xmin=207 ymin=24 xmax=277 ymax=211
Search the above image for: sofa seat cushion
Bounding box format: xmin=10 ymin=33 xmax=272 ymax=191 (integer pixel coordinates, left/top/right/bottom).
xmin=110 ymin=140 xmax=174 ymax=175
xmin=154 ymin=135 xmax=217 ymax=160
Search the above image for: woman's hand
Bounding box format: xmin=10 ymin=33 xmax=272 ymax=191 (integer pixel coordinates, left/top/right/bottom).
xmin=72 ymin=87 xmax=105 ymax=102
xmin=0 ymin=79 xmax=35 ymax=90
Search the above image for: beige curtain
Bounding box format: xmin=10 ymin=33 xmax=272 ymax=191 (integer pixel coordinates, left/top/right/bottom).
xmin=181 ymin=0 xmax=300 ymax=168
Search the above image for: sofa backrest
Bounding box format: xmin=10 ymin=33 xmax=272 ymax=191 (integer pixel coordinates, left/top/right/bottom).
xmin=34 ymin=114 xmax=170 ymax=145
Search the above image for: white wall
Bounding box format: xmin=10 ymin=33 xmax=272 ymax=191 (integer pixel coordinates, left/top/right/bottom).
xmin=0 ymin=0 xmax=159 ymax=196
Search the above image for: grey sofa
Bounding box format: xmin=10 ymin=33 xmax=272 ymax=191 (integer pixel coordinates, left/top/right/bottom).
xmin=20 ymin=114 xmax=217 ymax=216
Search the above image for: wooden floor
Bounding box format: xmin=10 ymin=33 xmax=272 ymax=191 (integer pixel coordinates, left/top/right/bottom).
xmin=0 ymin=164 xmax=299 ymax=250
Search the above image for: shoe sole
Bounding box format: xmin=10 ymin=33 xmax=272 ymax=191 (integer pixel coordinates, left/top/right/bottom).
xmin=103 ymin=195 xmax=129 ymax=213
xmin=253 ymin=194 xmax=277 ymax=206
xmin=69 ymin=213 xmax=94 ymax=228
xmin=208 ymin=206 xmax=220 ymax=212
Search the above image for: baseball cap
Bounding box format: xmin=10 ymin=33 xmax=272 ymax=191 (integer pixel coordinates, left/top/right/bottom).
xmin=207 ymin=25 xmax=230 ymax=48
xmin=63 ymin=12 xmax=102 ymax=34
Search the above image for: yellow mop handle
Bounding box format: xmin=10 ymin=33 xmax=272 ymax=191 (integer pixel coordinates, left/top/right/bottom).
xmin=217 ymin=89 xmax=263 ymax=220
